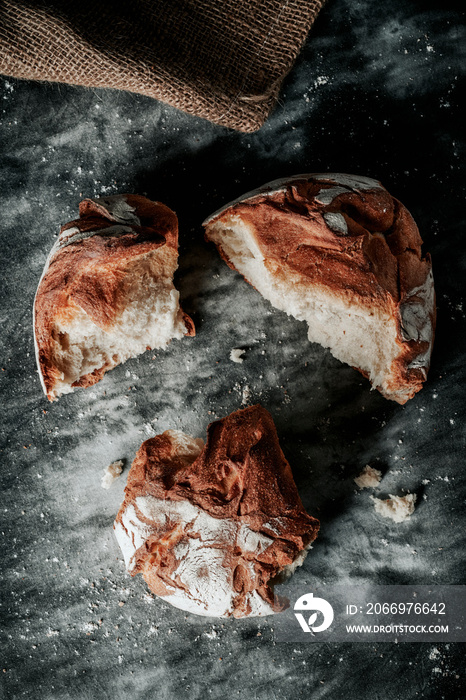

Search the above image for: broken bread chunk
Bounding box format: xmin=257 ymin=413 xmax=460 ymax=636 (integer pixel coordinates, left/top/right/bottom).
xmin=114 ymin=405 xmax=319 ymax=618
xmin=204 ymin=174 xmax=435 ymax=404
xmin=34 ymin=195 xmax=194 ymax=400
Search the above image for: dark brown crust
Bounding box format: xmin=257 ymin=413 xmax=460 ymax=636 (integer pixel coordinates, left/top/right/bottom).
xmin=204 ymin=175 xmax=436 ymax=403
xmin=34 ymin=194 xmax=195 ymax=399
xmin=181 ymin=311 xmax=196 ymax=338
xmin=115 ymin=405 xmax=320 ymax=616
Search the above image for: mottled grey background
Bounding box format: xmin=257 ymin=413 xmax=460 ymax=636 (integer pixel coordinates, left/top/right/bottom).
xmin=1 ymin=0 xmax=465 ymax=698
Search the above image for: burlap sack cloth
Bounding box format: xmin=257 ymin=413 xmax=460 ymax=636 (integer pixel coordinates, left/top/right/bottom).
xmin=0 ymin=1 xmax=324 ymax=132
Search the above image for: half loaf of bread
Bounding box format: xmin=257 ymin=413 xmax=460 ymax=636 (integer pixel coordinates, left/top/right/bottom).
xmin=114 ymin=404 xmax=319 ymax=618
xmin=204 ymin=174 xmax=435 ymax=404
xmin=34 ymin=195 xmax=194 ymax=401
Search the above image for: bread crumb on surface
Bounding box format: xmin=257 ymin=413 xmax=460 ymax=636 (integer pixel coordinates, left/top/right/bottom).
xmin=101 ymin=460 xmax=124 ymax=489
xmin=230 ymin=348 xmax=245 ymax=363
xmin=241 ymin=384 xmax=251 ymax=405
xmin=371 ymin=493 xmax=417 ymax=523
xmin=354 ymin=465 xmax=382 ymax=489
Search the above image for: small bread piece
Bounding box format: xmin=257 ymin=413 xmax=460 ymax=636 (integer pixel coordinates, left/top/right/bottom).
xmin=34 ymin=195 xmax=194 ymax=400
xmin=114 ymin=405 xmax=319 ymax=618
xmin=204 ymin=174 xmax=435 ymax=404
xmin=371 ymin=493 xmax=417 ymax=523
xmin=101 ymin=460 xmax=124 ymax=489
xmin=354 ymin=465 xmax=382 ymax=489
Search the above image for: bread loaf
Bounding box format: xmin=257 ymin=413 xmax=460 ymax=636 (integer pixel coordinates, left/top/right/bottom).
xmin=114 ymin=405 xmax=319 ymax=618
xmin=204 ymin=174 xmax=435 ymax=404
xmin=34 ymin=195 xmax=194 ymax=401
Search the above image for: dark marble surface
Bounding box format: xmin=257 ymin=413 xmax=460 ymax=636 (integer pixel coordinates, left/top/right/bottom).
xmin=1 ymin=1 xmax=465 ymax=698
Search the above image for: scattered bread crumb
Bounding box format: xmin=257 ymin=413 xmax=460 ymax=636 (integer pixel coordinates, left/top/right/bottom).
xmin=204 ymin=629 xmax=218 ymax=639
xmin=101 ymin=460 xmax=124 ymax=489
xmin=241 ymin=384 xmax=251 ymax=405
xmin=371 ymin=493 xmax=417 ymax=523
xmin=354 ymin=465 xmax=382 ymax=489
xmin=230 ymin=348 xmax=245 ymax=363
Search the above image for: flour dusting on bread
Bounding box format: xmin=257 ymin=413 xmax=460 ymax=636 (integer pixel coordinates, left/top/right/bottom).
xmin=114 ymin=406 xmax=319 ymax=618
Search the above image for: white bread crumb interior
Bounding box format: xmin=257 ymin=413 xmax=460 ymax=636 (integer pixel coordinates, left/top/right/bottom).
xmin=207 ymin=214 xmax=404 ymax=399
xmin=48 ymin=250 xmax=188 ymax=399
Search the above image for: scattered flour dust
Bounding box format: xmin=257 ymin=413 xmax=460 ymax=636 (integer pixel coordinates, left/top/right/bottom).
xmin=371 ymin=493 xmax=417 ymax=523
xmin=354 ymin=465 xmax=382 ymax=489
xmin=314 ymin=76 xmax=329 ymax=87
xmin=82 ymin=621 xmax=101 ymax=633
xmin=101 ymin=460 xmax=124 ymax=489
